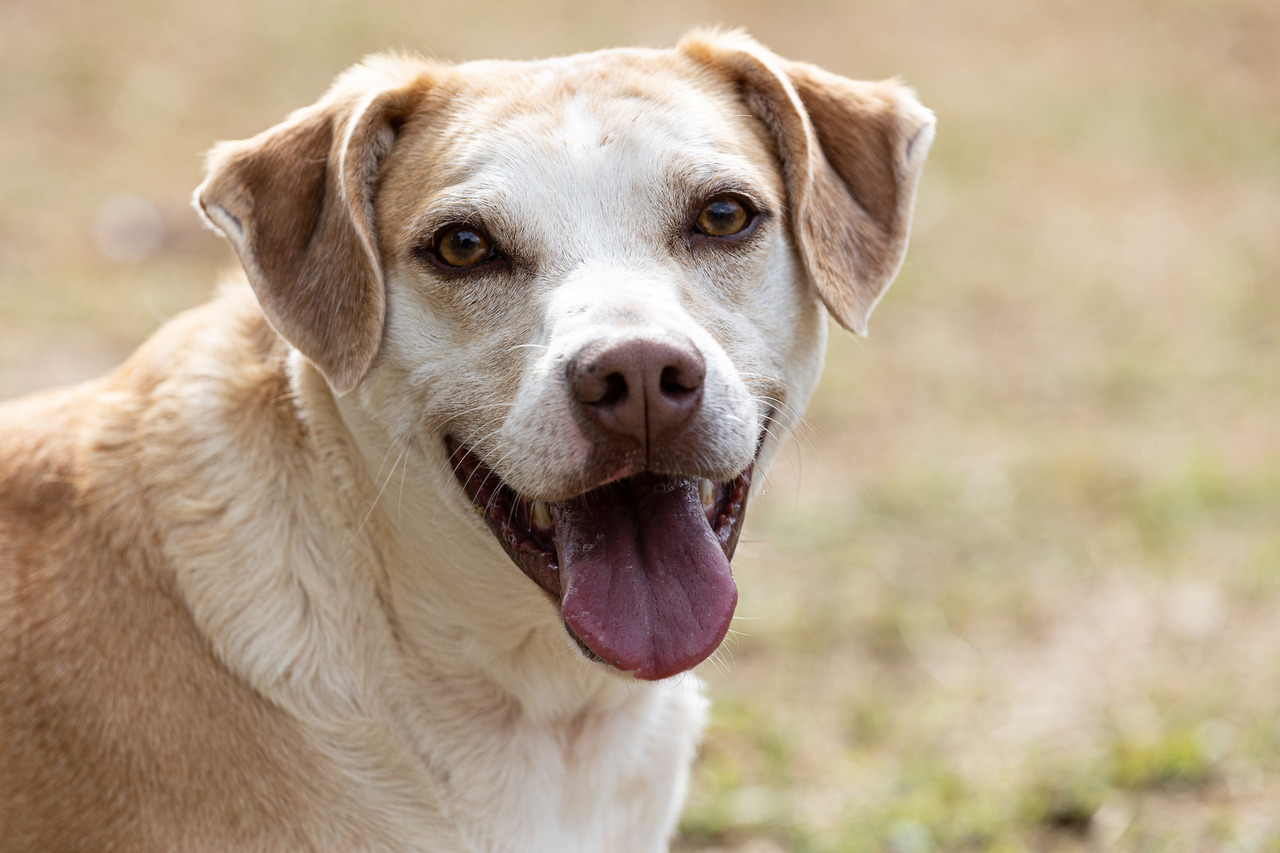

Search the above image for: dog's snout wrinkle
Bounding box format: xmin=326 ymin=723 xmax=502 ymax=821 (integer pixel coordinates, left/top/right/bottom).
xmin=568 ymin=335 xmax=705 ymax=456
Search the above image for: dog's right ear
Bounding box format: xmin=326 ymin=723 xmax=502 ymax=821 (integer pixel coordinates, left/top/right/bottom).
xmin=681 ymin=31 xmax=935 ymax=335
xmin=195 ymin=58 xmax=431 ymax=394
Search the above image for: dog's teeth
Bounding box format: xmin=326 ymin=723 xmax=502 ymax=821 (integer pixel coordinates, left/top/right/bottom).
xmin=531 ymin=500 xmax=553 ymax=533
xmin=699 ymin=478 xmax=716 ymax=510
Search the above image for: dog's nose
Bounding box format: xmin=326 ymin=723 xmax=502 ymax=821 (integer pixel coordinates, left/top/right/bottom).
xmin=568 ymin=336 xmax=705 ymax=448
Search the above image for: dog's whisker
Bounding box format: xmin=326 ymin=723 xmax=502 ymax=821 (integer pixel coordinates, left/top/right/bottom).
xmin=397 ymin=445 xmax=410 ymax=526
xmin=748 ymin=392 xmax=806 ymax=426
xmin=370 ymin=433 xmax=405 ymax=485
xmin=436 ymin=400 xmax=517 ymax=425
xmin=439 ymin=423 xmax=512 ymax=482
xmin=705 ymin=646 xmax=734 ymax=677
xmin=749 ymin=395 xmax=818 ymax=445
xmin=352 ymin=444 xmax=408 ymax=540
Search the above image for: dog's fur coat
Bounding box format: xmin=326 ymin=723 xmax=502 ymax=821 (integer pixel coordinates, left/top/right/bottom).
xmin=0 ymin=31 xmax=932 ymax=852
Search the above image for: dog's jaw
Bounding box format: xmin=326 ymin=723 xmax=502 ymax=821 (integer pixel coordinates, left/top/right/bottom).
xmin=445 ymin=436 xmax=756 ymax=680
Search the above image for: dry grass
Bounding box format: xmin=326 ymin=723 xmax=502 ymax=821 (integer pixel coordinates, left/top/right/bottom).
xmin=2 ymin=0 xmax=1278 ymax=849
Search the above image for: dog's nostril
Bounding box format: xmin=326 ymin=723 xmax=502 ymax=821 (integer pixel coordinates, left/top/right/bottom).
xmin=598 ymin=373 xmax=627 ymax=406
xmin=659 ymin=364 xmax=700 ymax=396
xmin=575 ymin=366 xmax=628 ymax=406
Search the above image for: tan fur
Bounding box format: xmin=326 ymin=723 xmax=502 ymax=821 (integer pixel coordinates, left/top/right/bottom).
xmin=0 ymin=297 xmax=431 ymax=850
xmin=0 ymin=31 xmax=931 ymax=851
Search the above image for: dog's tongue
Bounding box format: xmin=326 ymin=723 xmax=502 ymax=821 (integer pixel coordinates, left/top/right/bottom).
xmin=551 ymin=475 xmax=737 ymax=681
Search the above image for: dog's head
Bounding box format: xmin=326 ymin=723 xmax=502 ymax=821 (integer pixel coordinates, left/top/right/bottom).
xmin=195 ymin=31 xmax=933 ymax=681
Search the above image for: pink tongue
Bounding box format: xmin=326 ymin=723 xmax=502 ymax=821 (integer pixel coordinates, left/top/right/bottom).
xmin=551 ymin=475 xmax=738 ymax=681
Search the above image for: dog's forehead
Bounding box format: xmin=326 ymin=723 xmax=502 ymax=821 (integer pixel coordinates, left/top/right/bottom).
xmin=405 ymin=48 xmax=778 ymax=195
xmin=452 ymin=47 xmax=728 ymax=123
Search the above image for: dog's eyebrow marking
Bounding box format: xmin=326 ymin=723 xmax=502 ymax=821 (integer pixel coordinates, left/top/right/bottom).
xmin=404 ymin=189 xmax=513 ymax=245
xmin=677 ymin=168 xmax=778 ymax=218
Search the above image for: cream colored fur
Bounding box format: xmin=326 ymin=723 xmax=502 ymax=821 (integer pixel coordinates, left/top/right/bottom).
xmin=0 ymin=31 xmax=932 ymax=851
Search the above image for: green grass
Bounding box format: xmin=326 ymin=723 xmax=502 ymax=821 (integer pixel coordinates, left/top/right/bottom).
xmin=4 ymin=0 xmax=1280 ymax=849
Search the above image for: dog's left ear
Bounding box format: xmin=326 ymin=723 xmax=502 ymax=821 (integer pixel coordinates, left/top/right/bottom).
xmin=681 ymin=31 xmax=935 ymax=334
xmin=195 ymin=59 xmax=429 ymax=394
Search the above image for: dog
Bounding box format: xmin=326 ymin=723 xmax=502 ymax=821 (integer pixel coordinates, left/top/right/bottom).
xmin=0 ymin=30 xmax=932 ymax=852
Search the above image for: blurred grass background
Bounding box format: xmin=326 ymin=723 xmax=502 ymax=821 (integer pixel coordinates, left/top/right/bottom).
xmin=2 ymin=0 xmax=1278 ymax=849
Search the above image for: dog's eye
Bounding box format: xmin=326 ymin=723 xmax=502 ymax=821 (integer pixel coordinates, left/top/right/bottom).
xmin=435 ymin=226 xmax=495 ymax=268
xmin=694 ymin=196 xmax=753 ymax=238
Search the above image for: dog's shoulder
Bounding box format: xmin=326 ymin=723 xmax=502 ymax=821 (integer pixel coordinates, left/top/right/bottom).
xmin=0 ymin=384 xmax=89 ymax=540
xmin=0 ymin=284 xmax=373 ymax=850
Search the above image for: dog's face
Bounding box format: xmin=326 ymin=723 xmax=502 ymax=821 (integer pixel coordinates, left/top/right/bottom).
xmin=196 ymin=32 xmax=933 ymax=681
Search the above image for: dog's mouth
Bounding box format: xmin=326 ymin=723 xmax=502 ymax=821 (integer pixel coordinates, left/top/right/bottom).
xmin=446 ymin=438 xmax=754 ymax=680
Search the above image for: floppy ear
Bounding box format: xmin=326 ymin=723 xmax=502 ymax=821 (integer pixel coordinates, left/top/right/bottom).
xmin=680 ymin=31 xmax=935 ymax=334
xmin=195 ymin=59 xmax=428 ymax=393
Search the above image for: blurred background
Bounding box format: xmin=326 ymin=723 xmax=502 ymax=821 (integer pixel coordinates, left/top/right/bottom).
xmin=2 ymin=0 xmax=1277 ymax=849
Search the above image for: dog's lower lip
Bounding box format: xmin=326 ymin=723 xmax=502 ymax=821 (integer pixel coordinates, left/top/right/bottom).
xmin=444 ymin=437 xmax=755 ymax=603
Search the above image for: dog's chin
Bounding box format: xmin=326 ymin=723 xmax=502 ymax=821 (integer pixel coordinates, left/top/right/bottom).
xmin=445 ymin=436 xmax=756 ymax=680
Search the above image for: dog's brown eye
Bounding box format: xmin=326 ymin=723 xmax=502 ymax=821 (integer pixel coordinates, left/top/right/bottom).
xmin=436 ymin=226 xmax=493 ymax=267
xmin=695 ymin=196 xmax=752 ymax=238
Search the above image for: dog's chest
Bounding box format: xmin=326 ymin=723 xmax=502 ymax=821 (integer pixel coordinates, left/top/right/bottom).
xmin=374 ymin=678 xmax=705 ymax=853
